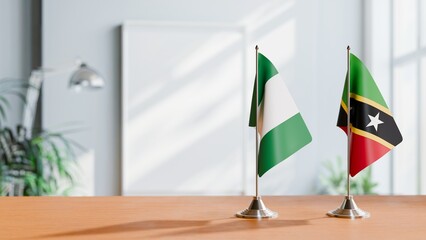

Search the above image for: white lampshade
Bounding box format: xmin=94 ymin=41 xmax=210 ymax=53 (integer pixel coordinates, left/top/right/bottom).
xmin=69 ymin=63 xmax=104 ymax=91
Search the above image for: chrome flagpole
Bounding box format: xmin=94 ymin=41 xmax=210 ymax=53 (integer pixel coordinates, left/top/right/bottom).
xmin=236 ymin=45 xmax=277 ymax=219
xmin=327 ymin=46 xmax=369 ymax=219
xmin=256 ymin=44 xmax=260 ymax=199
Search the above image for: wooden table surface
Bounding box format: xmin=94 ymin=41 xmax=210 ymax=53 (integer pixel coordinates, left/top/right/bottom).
xmin=0 ymin=196 xmax=425 ymax=240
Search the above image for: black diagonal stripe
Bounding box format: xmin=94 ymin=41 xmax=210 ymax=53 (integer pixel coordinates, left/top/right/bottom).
xmin=337 ymin=98 xmax=403 ymax=146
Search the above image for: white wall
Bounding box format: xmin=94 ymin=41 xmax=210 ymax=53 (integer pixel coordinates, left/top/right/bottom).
xmin=315 ymin=1 xmax=364 ymax=192
xmin=42 ymin=0 xmax=363 ymax=195
xmin=365 ymin=0 xmax=426 ymax=195
xmin=0 ymin=0 xmax=32 ymax=127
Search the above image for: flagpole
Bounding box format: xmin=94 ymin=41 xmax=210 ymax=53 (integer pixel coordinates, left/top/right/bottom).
xmin=236 ymin=45 xmax=277 ymax=219
xmin=255 ymin=45 xmax=259 ymax=198
xmin=346 ymin=45 xmax=351 ymax=198
xmin=326 ymin=46 xmax=369 ymax=219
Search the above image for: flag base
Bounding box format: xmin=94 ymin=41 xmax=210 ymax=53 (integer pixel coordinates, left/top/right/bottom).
xmin=236 ymin=196 xmax=278 ymax=219
xmin=327 ymin=195 xmax=370 ymax=219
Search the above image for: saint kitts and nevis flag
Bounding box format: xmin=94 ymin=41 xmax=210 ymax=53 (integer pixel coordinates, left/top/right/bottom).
xmin=337 ymin=53 xmax=403 ymax=176
xmin=249 ymin=53 xmax=312 ymax=177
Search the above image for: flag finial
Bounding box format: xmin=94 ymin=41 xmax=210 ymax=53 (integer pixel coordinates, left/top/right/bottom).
xmin=347 ymin=45 xmax=351 ymax=51
xmin=255 ymin=45 xmax=259 ymax=50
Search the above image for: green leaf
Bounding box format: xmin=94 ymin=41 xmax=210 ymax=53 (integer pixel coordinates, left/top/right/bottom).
xmin=24 ymin=173 xmax=38 ymax=194
xmin=0 ymin=96 xmax=11 ymax=108
xmin=0 ymin=105 xmax=6 ymax=122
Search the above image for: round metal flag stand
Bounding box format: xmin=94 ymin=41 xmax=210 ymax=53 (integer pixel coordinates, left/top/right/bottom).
xmin=327 ymin=195 xmax=369 ymax=219
xmin=236 ymin=196 xmax=277 ymax=219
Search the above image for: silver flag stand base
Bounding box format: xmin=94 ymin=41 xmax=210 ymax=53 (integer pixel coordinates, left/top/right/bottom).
xmin=236 ymin=196 xmax=278 ymax=219
xmin=327 ymin=195 xmax=370 ymax=219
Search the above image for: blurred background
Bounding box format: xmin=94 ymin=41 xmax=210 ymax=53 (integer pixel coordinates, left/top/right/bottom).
xmin=0 ymin=0 xmax=424 ymax=196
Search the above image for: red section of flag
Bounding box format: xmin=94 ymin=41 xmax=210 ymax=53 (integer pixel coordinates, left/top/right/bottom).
xmin=340 ymin=126 xmax=390 ymax=176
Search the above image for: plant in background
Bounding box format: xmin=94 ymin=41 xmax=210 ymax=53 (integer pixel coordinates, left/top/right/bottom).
xmin=0 ymin=126 xmax=81 ymax=196
xmin=318 ymin=156 xmax=378 ymax=195
xmin=0 ymin=78 xmax=81 ymax=196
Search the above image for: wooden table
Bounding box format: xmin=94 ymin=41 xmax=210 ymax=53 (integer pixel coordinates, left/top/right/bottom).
xmin=0 ymin=196 xmax=425 ymax=239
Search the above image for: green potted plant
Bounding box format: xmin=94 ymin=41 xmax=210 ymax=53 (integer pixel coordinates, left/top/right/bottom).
xmin=0 ymin=79 xmax=80 ymax=196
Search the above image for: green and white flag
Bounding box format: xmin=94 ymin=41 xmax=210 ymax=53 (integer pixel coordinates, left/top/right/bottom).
xmin=249 ymin=53 xmax=312 ymax=177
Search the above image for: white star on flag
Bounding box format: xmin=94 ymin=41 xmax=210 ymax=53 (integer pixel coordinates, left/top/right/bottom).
xmin=366 ymin=112 xmax=384 ymax=131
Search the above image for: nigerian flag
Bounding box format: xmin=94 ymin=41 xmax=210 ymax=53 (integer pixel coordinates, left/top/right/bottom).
xmin=249 ymin=53 xmax=312 ymax=177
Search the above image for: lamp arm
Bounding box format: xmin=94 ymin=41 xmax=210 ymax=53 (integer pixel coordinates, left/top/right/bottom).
xmin=21 ymin=60 xmax=82 ymax=136
xmin=35 ymin=59 xmax=82 ymax=78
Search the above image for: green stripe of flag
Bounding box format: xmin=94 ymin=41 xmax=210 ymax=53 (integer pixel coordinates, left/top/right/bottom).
xmin=249 ymin=53 xmax=279 ymax=127
xmin=258 ymin=113 xmax=312 ymax=177
xmin=258 ymin=53 xmax=279 ymax=104
xmin=341 ymin=54 xmax=388 ymax=108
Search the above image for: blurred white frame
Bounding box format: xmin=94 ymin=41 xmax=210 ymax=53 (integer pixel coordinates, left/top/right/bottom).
xmin=121 ymin=21 xmax=249 ymax=195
